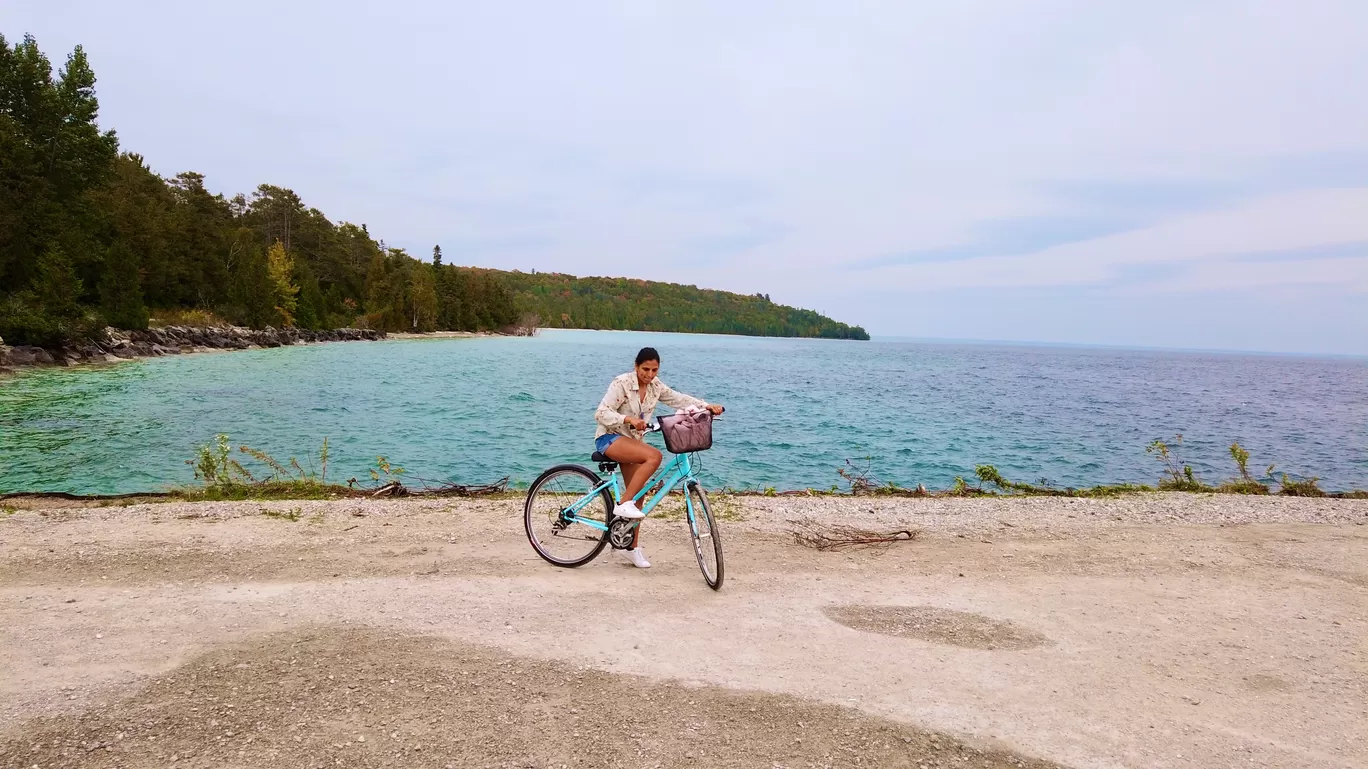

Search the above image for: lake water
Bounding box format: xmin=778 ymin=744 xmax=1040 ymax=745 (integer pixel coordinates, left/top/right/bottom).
xmin=2 ymin=330 xmax=1365 ymax=494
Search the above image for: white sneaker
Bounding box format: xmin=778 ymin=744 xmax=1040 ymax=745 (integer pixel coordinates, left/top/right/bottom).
xmin=613 ymin=501 xmax=644 ymax=519
xmin=617 ymin=547 xmax=651 ymax=568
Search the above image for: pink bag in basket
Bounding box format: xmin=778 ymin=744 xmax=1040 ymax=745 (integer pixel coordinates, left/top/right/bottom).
xmin=657 ymin=409 xmax=713 ymax=454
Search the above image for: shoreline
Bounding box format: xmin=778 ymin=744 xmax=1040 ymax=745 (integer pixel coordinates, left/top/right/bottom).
xmin=0 ymin=326 xmax=543 ymax=374
xmin=386 ymin=330 xmax=505 ymax=340
xmin=3 ymin=480 xmax=1366 ymax=506
xmin=0 ymin=325 xmax=388 ymax=373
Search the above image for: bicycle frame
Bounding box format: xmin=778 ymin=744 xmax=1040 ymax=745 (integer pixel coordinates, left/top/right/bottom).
xmin=562 ymin=452 xmax=697 ymax=533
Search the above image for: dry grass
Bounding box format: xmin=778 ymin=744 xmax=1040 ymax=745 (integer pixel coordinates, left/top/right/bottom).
xmin=147 ymin=308 xmax=232 ymax=328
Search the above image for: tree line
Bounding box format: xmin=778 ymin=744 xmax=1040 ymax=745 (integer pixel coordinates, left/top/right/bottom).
xmin=0 ymin=34 xmax=517 ymax=347
xmin=503 ymin=272 xmax=869 ymax=339
xmin=0 ymin=34 xmax=866 ymax=348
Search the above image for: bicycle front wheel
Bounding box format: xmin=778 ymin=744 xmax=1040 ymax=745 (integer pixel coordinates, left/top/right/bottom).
xmin=685 ymin=480 xmax=724 ymax=590
xmin=525 ymin=464 xmax=613 ymax=567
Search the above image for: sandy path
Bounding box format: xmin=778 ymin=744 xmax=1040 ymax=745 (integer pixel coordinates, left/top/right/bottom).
xmin=1 ymin=494 xmax=1365 ymax=768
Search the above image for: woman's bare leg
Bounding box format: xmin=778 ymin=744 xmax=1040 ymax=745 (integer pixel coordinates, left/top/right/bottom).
xmin=604 ymin=438 xmax=662 ymax=500
xmin=606 ymin=438 xmax=661 ymax=553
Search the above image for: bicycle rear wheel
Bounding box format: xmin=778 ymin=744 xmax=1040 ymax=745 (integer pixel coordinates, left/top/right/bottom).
xmin=525 ymin=465 xmax=613 ymax=567
xmin=685 ymin=480 xmax=724 ymax=590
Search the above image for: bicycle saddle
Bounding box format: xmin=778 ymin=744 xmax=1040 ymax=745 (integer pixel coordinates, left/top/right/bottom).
xmin=591 ymin=451 xmax=614 ymax=464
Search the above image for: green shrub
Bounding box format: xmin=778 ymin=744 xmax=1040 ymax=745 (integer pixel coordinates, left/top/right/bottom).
xmin=1277 ymin=475 xmax=1325 ymax=497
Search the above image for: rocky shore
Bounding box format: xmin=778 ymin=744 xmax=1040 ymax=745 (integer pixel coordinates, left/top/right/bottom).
xmin=0 ymin=325 xmax=386 ymax=371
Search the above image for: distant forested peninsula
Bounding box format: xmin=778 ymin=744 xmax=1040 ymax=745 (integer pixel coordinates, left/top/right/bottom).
xmin=503 ymin=272 xmax=868 ymax=339
xmin=0 ymin=34 xmax=867 ymax=348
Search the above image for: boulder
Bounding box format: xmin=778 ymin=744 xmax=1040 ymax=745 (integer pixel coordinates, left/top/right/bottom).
xmin=8 ymin=346 xmax=54 ymax=365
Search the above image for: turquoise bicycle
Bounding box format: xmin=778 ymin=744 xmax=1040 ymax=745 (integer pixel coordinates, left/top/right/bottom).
xmin=523 ymin=421 xmax=724 ymax=590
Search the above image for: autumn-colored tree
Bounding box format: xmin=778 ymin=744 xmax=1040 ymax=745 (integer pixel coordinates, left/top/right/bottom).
xmin=266 ymin=240 xmax=298 ymax=327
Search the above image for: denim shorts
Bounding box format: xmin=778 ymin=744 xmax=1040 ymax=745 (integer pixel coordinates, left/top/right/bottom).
xmin=594 ymin=434 xmax=621 ymax=454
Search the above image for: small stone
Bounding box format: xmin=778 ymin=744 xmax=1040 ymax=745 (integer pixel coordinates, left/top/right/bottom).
xmin=357 ymin=735 xmax=365 ymax=742
xmin=96 ymin=633 xmax=104 ymax=639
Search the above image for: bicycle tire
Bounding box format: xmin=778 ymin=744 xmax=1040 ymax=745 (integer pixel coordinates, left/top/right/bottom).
xmin=685 ymin=480 xmax=724 ymax=590
xmin=525 ymin=464 xmax=614 ymax=568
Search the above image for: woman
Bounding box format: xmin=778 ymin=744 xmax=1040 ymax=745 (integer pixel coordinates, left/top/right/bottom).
xmin=594 ymin=347 xmax=724 ymax=569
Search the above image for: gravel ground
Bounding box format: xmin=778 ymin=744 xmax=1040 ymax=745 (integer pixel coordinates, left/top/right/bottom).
xmin=5 ymin=626 xmax=1057 ymax=769
xmin=821 ymin=605 xmax=1051 ymax=651
xmin=2 ymin=492 xmax=1365 ymax=769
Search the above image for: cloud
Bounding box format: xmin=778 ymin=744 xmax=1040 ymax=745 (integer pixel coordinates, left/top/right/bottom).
xmin=845 ymin=188 xmax=1368 ymax=293
xmin=1229 ymin=241 xmax=1368 ymax=264
xmin=853 ymin=215 xmax=1142 ymax=268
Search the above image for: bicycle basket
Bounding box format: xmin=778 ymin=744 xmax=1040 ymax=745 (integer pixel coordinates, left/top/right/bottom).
xmin=658 ymin=410 xmax=713 ymax=454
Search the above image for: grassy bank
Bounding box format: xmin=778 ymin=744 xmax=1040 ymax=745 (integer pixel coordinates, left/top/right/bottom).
xmin=2 ymin=433 xmax=1362 ymax=504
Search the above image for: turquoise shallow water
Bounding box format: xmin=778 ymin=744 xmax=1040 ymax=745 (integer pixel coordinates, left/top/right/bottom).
xmin=1 ymin=330 xmax=1365 ymax=494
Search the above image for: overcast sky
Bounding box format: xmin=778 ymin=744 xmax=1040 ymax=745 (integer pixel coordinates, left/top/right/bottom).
xmin=9 ymin=1 xmax=1368 ymax=354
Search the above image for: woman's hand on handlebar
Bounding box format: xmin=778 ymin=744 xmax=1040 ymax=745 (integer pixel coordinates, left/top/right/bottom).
xmin=706 ymin=404 xmax=725 ymax=416
xmin=626 ymin=416 xmax=649 ymax=431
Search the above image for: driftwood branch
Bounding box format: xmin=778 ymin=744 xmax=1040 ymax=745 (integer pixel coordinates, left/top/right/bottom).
xmin=370 ymin=480 xmax=408 ymax=498
xmin=367 ymin=476 xmax=510 ymax=498
xmin=788 ymin=517 xmax=920 ymax=551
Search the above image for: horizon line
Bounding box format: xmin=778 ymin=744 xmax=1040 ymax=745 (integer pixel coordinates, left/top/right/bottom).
xmin=867 ymin=334 xmax=1368 ymax=360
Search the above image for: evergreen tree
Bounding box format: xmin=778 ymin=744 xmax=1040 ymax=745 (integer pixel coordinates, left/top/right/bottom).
xmin=432 ymin=244 xmax=442 ymax=267
xmin=99 ymin=239 xmax=148 ymax=330
xmin=33 ymin=244 xmax=84 ymax=320
xmin=229 ymin=236 xmax=274 ymax=329
xmin=293 ymin=259 xmax=326 ymax=330
xmin=363 ymin=251 xmax=388 ymax=325
xmin=435 ymin=266 xmax=463 ymax=330
xmin=0 ymin=244 xmax=102 ymax=347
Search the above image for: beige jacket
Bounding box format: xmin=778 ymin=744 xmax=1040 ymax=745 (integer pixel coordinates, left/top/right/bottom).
xmin=595 ymin=372 xmax=707 ymax=441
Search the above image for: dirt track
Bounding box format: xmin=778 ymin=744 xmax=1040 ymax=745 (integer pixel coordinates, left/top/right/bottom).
xmin=2 ymin=493 xmax=1365 ymax=768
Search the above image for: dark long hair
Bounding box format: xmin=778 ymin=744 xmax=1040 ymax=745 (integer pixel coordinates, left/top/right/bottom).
xmin=635 ymin=347 xmax=659 ymax=366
